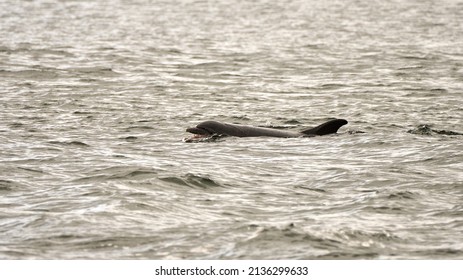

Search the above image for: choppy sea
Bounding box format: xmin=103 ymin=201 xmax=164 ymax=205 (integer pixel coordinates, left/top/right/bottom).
xmin=1 ymin=0 xmax=462 ymax=259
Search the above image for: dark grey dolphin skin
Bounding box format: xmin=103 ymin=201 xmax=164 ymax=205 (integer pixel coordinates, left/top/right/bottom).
xmin=186 ymin=119 xmax=348 ymax=139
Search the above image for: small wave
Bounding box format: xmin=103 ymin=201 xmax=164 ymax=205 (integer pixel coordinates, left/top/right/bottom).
xmin=0 ymin=46 xmax=12 ymax=52
xmin=230 ymin=115 xmax=251 ymax=121
xmin=73 ymin=111 xmax=93 ymax=115
xmin=408 ymin=124 xmax=434 ymax=135
xmin=430 ymin=88 xmax=448 ymax=93
xmin=363 ymin=206 xmax=403 ymax=213
xmin=411 ymin=248 xmax=463 ymax=258
xmin=397 ymin=65 xmax=424 ymax=70
xmin=407 ymin=124 xmax=463 ymax=136
xmin=145 ymin=47 xmax=182 ymax=54
xmin=432 ymin=129 xmax=463 ymax=136
xmin=335 ymin=229 xmax=400 ymax=242
xmin=0 ymin=69 xmax=59 ymax=79
xmin=347 ymin=130 xmax=366 ymax=134
xmin=283 ymin=119 xmax=302 ymax=125
xmin=0 ymin=46 xmax=73 ymax=57
xmin=120 ymin=136 xmax=138 ymax=141
xmin=69 ymin=67 xmax=119 ymax=75
xmin=0 ymin=179 xmax=22 ymax=191
xmin=119 ymin=169 xmax=159 ymax=179
xmin=32 ymin=49 xmax=74 ymax=57
xmin=8 ymin=122 xmax=24 ymax=128
xmin=159 ymin=173 xmax=223 ymax=189
xmin=183 ymin=134 xmax=226 ymax=143
xmin=17 ymin=167 xmax=45 ymax=174
xmin=232 ymin=223 xmax=345 ymax=259
xmin=48 ymin=140 xmax=90 ymax=147
xmin=428 ymin=204 xmax=463 ymax=218
xmin=256 ymin=224 xmax=341 ymax=245
xmin=317 ymin=251 xmax=379 ymax=259
xmin=400 ymin=55 xmax=430 ymax=60
xmin=387 ymin=191 xmax=416 ymax=200
xmin=126 ymin=126 xmax=154 ymax=131
xmin=72 ymin=167 xmax=159 ymax=183
xmin=319 ymin=83 xmax=346 ymax=89
xmin=303 ymin=44 xmax=322 ymax=49
xmin=295 ymin=186 xmax=326 ymax=193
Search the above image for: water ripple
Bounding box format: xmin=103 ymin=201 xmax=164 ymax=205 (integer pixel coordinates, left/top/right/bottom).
xmin=1 ymin=0 xmax=462 ymax=259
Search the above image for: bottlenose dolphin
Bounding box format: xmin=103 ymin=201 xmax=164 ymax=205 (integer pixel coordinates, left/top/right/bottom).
xmin=185 ymin=118 xmax=347 ymax=141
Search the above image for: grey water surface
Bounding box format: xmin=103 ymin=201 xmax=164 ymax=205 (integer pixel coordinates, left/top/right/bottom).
xmin=1 ymin=0 xmax=462 ymax=259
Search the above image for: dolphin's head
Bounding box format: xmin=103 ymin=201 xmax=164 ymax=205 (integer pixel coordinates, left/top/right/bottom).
xmin=184 ymin=121 xmax=229 ymax=142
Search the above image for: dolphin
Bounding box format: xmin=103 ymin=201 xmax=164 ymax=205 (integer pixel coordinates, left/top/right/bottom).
xmin=185 ymin=118 xmax=348 ymax=141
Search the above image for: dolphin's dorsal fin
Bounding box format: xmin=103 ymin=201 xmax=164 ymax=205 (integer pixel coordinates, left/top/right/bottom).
xmin=301 ymin=119 xmax=348 ymax=136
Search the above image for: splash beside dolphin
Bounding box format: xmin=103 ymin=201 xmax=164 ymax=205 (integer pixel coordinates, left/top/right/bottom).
xmin=185 ymin=118 xmax=348 ymax=141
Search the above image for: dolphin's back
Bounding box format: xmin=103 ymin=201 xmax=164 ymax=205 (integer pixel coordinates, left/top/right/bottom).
xmin=231 ymin=124 xmax=300 ymax=138
xmin=198 ymin=121 xmax=299 ymax=137
xmin=191 ymin=119 xmax=348 ymax=138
